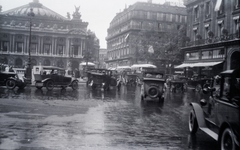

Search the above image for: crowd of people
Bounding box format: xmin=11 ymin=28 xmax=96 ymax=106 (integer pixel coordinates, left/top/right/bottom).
xmin=0 ymin=64 xmax=14 ymax=72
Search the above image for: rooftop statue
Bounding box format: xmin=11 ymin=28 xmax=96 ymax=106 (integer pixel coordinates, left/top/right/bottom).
xmin=72 ymin=5 xmax=81 ymax=20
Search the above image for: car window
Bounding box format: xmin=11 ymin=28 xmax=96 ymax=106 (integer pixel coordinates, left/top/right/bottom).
xmin=222 ymin=77 xmax=231 ymax=98
xmin=233 ymin=77 xmax=240 ymax=100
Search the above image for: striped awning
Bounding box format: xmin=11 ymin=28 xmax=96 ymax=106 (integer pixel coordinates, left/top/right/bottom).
xmin=175 ymin=61 xmax=223 ymax=68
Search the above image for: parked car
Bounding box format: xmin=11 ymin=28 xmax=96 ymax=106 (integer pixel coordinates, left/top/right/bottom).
xmin=187 ymin=74 xmax=212 ymax=92
xmin=140 ymin=71 xmax=165 ymax=102
xmin=33 ymin=66 xmax=79 ymax=90
xmin=87 ymin=69 xmax=117 ymax=91
xmin=0 ymin=66 xmax=26 ymax=90
xmin=189 ymin=69 xmax=240 ymax=150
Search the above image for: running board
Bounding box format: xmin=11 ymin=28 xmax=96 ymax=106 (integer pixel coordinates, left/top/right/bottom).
xmin=200 ymin=127 xmax=218 ymax=141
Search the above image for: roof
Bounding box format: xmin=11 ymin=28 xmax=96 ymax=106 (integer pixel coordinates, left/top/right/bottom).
xmin=2 ymin=0 xmax=67 ymax=21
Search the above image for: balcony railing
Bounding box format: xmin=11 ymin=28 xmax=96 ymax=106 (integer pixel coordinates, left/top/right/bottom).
xmin=184 ymin=33 xmax=239 ymax=47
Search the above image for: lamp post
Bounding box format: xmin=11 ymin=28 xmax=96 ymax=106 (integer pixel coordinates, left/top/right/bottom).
xmin=25 ymin=8 xmax=35 ymax=84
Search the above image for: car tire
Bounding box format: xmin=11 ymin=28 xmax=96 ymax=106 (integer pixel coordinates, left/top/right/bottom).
xmin=221 ymin=128 xmax=236 ymax=150
xmin=6 ymin=80 xmax=16 ymax=90
xmin=147 ymin=87 xmax=159 ymax=98
xmin=189 ymin=109 xmax=198 ymax=134
xmin=72 ymin=81 xmax=78 ymax=90
xmin=46 ymin=80 xmax=54 ymax=91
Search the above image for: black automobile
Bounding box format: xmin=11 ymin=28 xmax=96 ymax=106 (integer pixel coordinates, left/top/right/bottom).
xmin=87 ymin=69 xmax=117 ymax=91
xmin=33 ymin=66 xmax=79 ymax=91
xmin=189 ymin=69 xmax=240 ymax=150
xmin=0 ymin=69 xmax=26 ymax=90
xmin=187 ymin=74 xmax=212 ymax=92
xmin=140 ymin=71 xmax=165 ymax=102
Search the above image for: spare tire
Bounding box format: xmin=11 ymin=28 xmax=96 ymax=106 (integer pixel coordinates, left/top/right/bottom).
xmin=147 ymin=87 xmax=159 ymax=98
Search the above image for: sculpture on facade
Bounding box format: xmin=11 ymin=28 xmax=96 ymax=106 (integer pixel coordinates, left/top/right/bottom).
xmin=72 ymin=5 xmax=81 ymax=20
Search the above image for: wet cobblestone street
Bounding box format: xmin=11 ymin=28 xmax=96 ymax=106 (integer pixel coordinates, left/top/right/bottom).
xmin=0 ymin=86 xmax=217 ymax=150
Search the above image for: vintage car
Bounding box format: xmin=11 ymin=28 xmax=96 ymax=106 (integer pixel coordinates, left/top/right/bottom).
xmin=140 ymin=71 xmax=165 ymax=102
xmin=87 ymin=69 xmax=117 ymax=91
xmin=167 ymin=75 xmax=188 ymax=93
xmin=187 ymin=74 xmax=212 ymax=92
xmin=33 ymin=66 xmax=79 ymax=90
xmin=0 ymin=65 xmax=26 ymax=90
xmin=189 ymin=69 xmax=240 ymax=150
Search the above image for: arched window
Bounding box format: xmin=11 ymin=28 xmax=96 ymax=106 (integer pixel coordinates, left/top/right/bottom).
xmin=57 ymin=60 xmax=64 ymax=68
xmin=43 ymin=59 xmax=51 ymax=66
xmin=230 ymin=51 xmax=240 ymax=69
xmin=31 ymin=59 xmax=37 ymax=67
xmin=15 ymin=58 xmax=23 ymax=68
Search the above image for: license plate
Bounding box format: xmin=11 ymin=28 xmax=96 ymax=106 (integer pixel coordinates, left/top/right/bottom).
xmin=35 ymin=82 xmax=43 ymax=86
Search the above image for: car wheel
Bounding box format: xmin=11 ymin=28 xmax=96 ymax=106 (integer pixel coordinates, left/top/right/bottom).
xmin=72 ymin=81 xmax=78 ymax=90
xmin=189 ymin=109 xmax=198 ymax=134
xmin=221 ymin=128 xmax=236 ymax=150
xmin=6 ymin=80 xmax=16 ymax=90
xmin=195 ymin=84 xmax=202 ymax=92
xmin=46 ymin=80 xmax=54 ymax=91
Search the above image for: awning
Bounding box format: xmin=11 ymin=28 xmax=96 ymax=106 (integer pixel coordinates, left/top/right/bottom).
xmin=192 ymin=61 xmax=223 ymax=67
xmin=175 ymin=61 xmax=223 ymax=68
xmin=175 ymin=63 xmax=195 ymax=68
xmin=214 ymin=0 xmax=222 ymax=11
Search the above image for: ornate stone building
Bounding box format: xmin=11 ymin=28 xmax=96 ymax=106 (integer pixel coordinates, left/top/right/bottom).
xmin=106 ymin=1 xmax=187 ymax=68
xmin=0 ymin=0 xmax=99 ymax=71
xmin=177 ymin=0 xmax=240 ymax=76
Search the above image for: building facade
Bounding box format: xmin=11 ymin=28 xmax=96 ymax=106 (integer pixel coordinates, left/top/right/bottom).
xmin=105 ymin=1 xmax=187 ymax=68
xmin=98 ymin=48 xmax=108 ymax=69
xmin=0 ymin=0 xmax=99 ymax=71
xmin=178 ymin=0 xmax=240 ymax=77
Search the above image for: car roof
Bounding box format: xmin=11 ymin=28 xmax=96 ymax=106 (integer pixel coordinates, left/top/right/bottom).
xmin=221 ymin=69 xmax=240 ymax=76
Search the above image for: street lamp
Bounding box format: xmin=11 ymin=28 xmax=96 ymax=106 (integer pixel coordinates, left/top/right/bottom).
xmin=25 ymin=8 xmax=35 ymax=84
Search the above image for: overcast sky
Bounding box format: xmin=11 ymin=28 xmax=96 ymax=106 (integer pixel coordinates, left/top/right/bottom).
xmin=0 ymin=0 xmax=184 ymax=49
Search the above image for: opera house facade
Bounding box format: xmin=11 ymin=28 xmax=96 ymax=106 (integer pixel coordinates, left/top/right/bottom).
xmin=0 ymin=0 xmax=99 ymax=71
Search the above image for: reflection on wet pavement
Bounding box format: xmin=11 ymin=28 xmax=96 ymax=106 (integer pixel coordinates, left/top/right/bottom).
xmin=0 ymin=86 xmax=217 ymax=149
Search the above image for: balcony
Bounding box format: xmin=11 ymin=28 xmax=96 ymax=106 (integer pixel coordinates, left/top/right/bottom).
xmin=184 ymin=33 xmax=240 ymax=47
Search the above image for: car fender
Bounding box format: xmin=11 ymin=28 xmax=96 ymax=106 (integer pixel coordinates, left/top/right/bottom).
xmin=71 ymin=79 xmax=79 ymax=84
xmin=4 ymin=77 xmax=18 ymax=84
xmin=42 ymin=78 xmax=52 ymax=83
xmin=190 ymin=102 xmax=207 ymax=128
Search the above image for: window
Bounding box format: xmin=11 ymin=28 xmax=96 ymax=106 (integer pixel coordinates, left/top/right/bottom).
xmin=188 ymin=52 xmax=199 ymax=60
xmin=222 ymin=77 xmax=231 ymax=98
xmin=30 ymin=43 xmax=37 ymax=54
xmin=205 ymin=1 xmax=211 ymax=19
xmin=205 ymin=25 xmax=210 ymax=39
xmin=158 ymin=23 xmax=162 ymax=30
xmin=213 ymin=49 xmax=225 ymax=58
xmin=217 ymin=21 xmax=224 ymax=37
xmin=218 ymin=0 xmax=225 ymax=15
xmin=235 ymin=0 xmax=240 ymax=9
xmin=201 ymin=51 xmax=212 ymax=59
xmin=2 ymin=41 xmax=9 ymax=52
xmin=194 ymin=5 xmax=199 ymax=22
xmin=193 ymin=28 xmax=198 ymax=41
xmin=57 ymin=45 xmax=63 ymax=55
xmin=73 ymin=46 xmax=78 ymax=56
xmin=16 ymin=42 xmax=23 ymax=53
xmin=43 ymin=44 xmax=51 ymax=54
xmin=233 ymin=17 xmax=239 ymax=34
